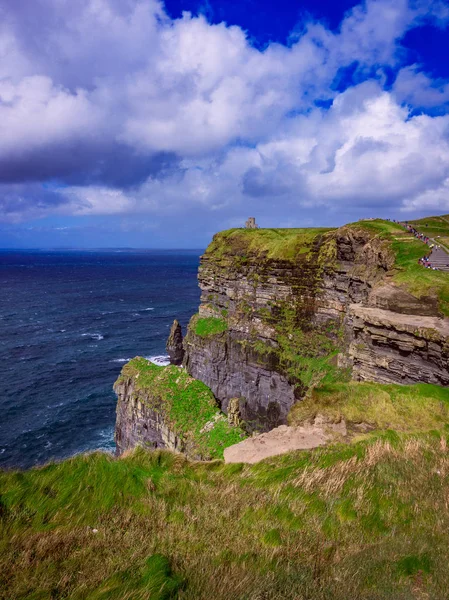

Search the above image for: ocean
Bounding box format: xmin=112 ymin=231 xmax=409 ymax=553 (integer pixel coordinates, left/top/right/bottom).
xmin=0 ymin=249 xmax=201 ymax=469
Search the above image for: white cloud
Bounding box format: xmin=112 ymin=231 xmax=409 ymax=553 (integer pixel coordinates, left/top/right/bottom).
xmin=0 ymin=76 xmax=102 ymax=158
xmin=0 ymin=0 xmax=449 ymax=226
xmin=60 ymin=186 xmax=135 ymax=215
xmin=394 ymin=64 xmax=449 ymax=108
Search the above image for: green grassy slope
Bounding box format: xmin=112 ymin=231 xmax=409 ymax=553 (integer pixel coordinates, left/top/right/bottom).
xmin=289 ymin=381 xmax=449 ymax=433
xmin=2 ymin=436 xmax=449 ymax=599
xmin=204 ymin=227 xmax=333 ymax=261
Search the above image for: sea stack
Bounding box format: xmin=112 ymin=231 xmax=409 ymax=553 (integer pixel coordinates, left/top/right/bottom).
xmin=166 ymin=319 xmax=184 ymax=365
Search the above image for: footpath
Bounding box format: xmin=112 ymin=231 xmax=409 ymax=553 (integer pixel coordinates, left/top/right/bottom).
xmin=427 ymin=246 xmax=449 ymax=272
xmin=397 ymin=221 xmax=449 ymax=272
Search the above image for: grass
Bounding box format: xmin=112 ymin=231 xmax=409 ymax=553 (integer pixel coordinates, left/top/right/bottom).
xmin=289 ymin=381 xmax=449 ymax=433
xmin=204 ymin=227 xmax=334 ymax=262
xmin=193 ymin=316 xmax=228 ymax=337
xmin=2 ymin=435 xmax=449 ymax=599
xmin=116 ymin=358 xmax=245 ymax=459
xmin=352 ymin=219 xmax=449 ymax=315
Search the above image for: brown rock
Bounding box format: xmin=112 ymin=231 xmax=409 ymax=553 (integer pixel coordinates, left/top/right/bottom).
xmin=166 ymin=319 xmax=184 ymax=365
xmin=227 ymin=398 xmax=241 ymax=426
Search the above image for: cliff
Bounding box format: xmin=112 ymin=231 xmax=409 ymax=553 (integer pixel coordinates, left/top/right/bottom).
xmin=114 ymin=357 xmax=245 ymax=459
xmin=182 ymin=220 xmax=449 ymax=432
xmin=115 ymin=218 xmax=449 ymax=453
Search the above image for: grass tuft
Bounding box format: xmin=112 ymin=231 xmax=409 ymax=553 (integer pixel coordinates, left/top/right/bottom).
xmin=194 ymin=316 xmax=228 ymax=337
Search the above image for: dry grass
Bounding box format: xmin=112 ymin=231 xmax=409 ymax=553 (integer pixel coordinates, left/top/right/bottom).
xmin=289 ymin=381 xmax=449 ymax=434
xmin=1 ymin=434 xmax=449 ymax=599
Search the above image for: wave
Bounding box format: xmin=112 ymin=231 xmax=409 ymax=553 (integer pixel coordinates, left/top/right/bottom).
xmin=81 ymin=333 xmax=104 ymax=341
xmin=110 ymin=358 xmax=131 ymax=363
xmin=143 ymin=307 xmax=155 ymax=311
xmin=146 ymin=354 xmax=170 ymax=367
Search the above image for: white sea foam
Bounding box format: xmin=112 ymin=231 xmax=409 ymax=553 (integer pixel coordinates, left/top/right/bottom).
xmin=82 ymin=333 xmax=104 ymax=341
xmin=143 ymin=307 xmax=155 ymax=311
xmin=146 ymin=355 xmax=170 ymax=367
xmin=111 ymin=358 xmax=131 ymax=363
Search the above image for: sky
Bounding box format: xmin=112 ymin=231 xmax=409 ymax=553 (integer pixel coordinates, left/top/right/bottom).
xmin=1 ymin=0 xmax=449 ymax=248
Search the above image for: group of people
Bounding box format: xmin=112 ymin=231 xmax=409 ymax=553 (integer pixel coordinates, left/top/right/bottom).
xmin=393 ymin=220 xmax=440 ymax=270
xmin=418 ymin=255 xmax=438 ymax=269
xmin=400 ymin=222 xmax=431 ymax=245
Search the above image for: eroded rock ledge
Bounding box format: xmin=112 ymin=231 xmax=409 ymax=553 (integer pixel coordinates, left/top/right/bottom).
xmin=346 ymin=305 xmax=449 ymax=385
xmin=114 ymin=357 xmax=245 ymax=458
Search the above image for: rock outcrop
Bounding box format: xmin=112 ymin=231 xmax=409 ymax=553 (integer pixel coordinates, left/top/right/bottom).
xmin=114 ymin=357 xmax=245 ymax=458
xmin=166 ymin=319 xmax=184 ymax=365
xmin=224 ymin=419 xmax=347 ymax=464
xmin=115 ymin=373 xmax=185 ymax=456
xmin=346 ymin=305 xmax=449 ymax=385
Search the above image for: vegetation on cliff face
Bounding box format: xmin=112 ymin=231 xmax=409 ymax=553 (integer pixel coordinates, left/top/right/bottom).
xmin=2 ymin=434 xmax=449 ymax=599
xmin=116 ymin=358 xmax=245 ymax=459
xmin=193 ymin=315 xmax=228 ymax=337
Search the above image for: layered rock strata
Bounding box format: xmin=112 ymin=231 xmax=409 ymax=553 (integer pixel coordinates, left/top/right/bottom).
xmin=115 ymin=373 xmax=185 ymax=456
xmin=115 ymin=221 xmax=449 ymax=455
xmin=346 ymin=305 xmax=449 ymax=385
xmin=183 ymin=226 xmax=449 ymax=431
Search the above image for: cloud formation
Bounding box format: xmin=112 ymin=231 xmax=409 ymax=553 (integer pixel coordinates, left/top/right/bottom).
xmin=1 ymin=0 xmax=449 ymax=235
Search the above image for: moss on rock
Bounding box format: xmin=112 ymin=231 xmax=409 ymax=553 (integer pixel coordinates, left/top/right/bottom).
xmin=193 ymin=315 xmax=228 ymax=337
xmin=116 ymin=358 xmax=245 ymax=459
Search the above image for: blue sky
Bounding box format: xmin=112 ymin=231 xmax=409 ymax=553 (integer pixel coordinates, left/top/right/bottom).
xmin=1 ymin=0 xmax=449 ymax=248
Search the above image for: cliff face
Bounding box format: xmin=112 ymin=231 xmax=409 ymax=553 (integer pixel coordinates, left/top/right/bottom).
xmin=346 ymin=305 xmax=449 ymax=385
xmin=114 ymin=220 xmax=449 ymax=454
xmin=183 ymin=224 xmax=449 ymax=431
xmin=114 ymin=357 xmax=245 ymax=458
xmin=115 ymin=375 xmax=185 ymax=456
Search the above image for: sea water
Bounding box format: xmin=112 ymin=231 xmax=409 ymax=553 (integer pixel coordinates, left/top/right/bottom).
xmin=0 ymin=249 xmax=201 ymax=469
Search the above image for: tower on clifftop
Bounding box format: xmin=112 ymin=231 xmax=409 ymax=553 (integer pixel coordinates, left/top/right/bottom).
xmin=245 ymin=217 xmax=258 ymax=229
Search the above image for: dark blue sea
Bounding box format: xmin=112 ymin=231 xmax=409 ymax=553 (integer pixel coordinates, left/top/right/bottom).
xmin=0 ymin=249 xmax=201 ymax=469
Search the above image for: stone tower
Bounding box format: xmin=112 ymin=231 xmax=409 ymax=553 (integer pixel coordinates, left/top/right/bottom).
xmin=245 ymin=217 xmax=257 ymax=229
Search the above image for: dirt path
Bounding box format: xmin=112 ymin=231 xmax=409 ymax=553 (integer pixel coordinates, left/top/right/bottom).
xmin=223 ymin=421 xmax=346 ymax=464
